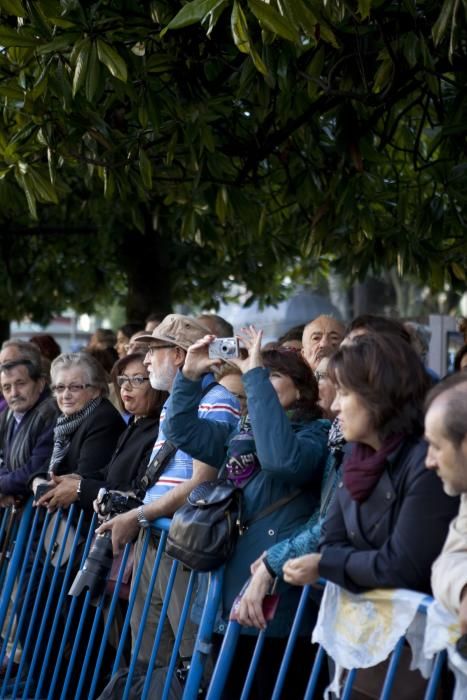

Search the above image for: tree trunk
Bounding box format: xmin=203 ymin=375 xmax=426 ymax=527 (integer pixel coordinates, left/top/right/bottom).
xmin=121 ymin=212 xmax=173 ymax=322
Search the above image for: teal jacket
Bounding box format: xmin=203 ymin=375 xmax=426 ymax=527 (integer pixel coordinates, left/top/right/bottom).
xmin=165 ymin=367 xmax=330 ymax=636
xmin=265 ymin=449 xmax=344 ymax=577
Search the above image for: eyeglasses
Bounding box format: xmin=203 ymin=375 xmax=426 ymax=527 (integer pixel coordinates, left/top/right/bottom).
xmin=146 ymin=344 xmax=176 ymax=356
xmin=116 ymin=375 xmax=149 ymax=387
xmin=52 ymin=384 xmax=93 ymax=395
xmin=314 ymin=371 xmax=329 ymax=382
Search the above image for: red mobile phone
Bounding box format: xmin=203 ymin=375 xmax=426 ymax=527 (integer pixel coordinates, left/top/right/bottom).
xmin=262 ymin=592 xmax=280 ymax=621
xmin=229 ymin=577 xmax=280 ymax=622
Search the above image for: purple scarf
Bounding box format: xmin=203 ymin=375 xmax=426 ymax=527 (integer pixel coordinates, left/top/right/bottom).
xmin=343 ymin=434 xmax=404 ymax=503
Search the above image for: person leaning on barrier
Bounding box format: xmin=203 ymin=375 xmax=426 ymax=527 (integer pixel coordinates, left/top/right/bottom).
xmin=70 ymin=352 xmax=166 ymax=513
xmin=282 ymin=333 xmax=458 ymax=595
xmin=32 ymin=352 xmax=125 ymax=510
xmin=0 ymin=358 xmax=59 ymax=504
xmin=95 ymin=314 xmax=241 ymax=669
xmin=235 ymin=365 xmax=344 ymax=631
xmin=426 ymin=374 xmax=467 ymax=631
xmin=163 ymin=326 xmax=329 ymax=699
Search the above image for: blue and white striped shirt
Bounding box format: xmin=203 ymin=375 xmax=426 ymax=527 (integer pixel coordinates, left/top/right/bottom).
xmin=143 ymin=377 xmax=240 ymax=505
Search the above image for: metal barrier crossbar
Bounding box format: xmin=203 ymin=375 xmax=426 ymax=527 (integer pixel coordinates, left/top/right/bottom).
xmin=0 ymin=500 xmax=457 ymax=699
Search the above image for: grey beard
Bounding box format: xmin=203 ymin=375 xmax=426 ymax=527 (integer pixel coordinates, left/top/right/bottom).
xmin=149 ymin=374 xmax=161 ymax=390
xmin=149 ymin=372 xmax=173 ymax=392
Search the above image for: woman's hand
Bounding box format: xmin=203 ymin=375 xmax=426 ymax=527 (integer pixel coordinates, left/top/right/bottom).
xmin=183 ymin=335 xmax=221 ymax=381
xmin=250 ymin=551 xmax=267 ymax=575
xmin=234 ymin=326 xmax=263 ymax=374
xmin=283 ymin=553 xmax=322 ymax=586
xmin=234 ymin=561 xmax=274 ymax=630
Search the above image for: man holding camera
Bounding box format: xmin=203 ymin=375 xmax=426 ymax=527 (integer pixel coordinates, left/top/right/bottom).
xmin=96 ymin=314 xmax=240 ymax=666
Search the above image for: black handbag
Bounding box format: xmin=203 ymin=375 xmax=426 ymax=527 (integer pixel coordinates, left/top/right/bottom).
xmin=166 ymin=478 xmax=301 ymax=572
xmin=166 ymin=479 xmax=242 ymax=572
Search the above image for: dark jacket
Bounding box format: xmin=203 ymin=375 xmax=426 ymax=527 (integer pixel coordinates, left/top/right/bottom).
xmin=318 ymin=436 xmax=459 ymax=595
xmin=31 ymin=398 xmax=125 ymax=482
xmin=0 ymin=391 xmax=60 ymax=496
xmin=78 ymin=415 xmax=159 ymax=512
xmin=165 ymin=367 xmax=330 ymax=635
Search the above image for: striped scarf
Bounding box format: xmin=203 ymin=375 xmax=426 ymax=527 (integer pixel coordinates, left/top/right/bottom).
xmin=48 ymin=397 xmax=102 ymax=475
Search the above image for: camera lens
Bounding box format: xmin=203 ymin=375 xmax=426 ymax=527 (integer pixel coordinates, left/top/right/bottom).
xmin=69 ymin=531 xmax=114 ymax=598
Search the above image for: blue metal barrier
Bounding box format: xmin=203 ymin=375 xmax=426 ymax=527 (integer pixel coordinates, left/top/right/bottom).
xmin=0 ymin=500 xmax=457 ymax=699
xmin=205 ymin=589 xmax=448 ymax=700
xmin=0 ymin=501 xmax=223 ymax=700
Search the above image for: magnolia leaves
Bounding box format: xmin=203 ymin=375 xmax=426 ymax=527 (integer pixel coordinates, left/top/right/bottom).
xmin=72 ymin=38 xmax=127 ymax=100
xmin=164 ymin=0 xmax=335 ymax=76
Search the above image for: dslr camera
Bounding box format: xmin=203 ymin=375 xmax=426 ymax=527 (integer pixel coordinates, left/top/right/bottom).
xmin=69 ymin=488 xmax=143 ymax=599
xmin=208 ymin=337 xmax=240 ymax=360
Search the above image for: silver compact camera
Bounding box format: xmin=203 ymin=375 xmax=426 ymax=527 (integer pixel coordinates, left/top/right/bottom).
xmin=208 ymin=337 xmax=240 ymax=360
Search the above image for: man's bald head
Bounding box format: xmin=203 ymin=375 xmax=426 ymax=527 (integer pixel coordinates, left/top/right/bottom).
xmin=301 ymin=315 xmax=345 ymax=371
xmin=425 ymin=375 xmax=467 ymax=496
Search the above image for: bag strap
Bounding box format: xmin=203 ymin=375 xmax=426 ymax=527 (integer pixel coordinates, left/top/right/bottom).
xmin=137 ymin=440 xmax=177 ymax=496
xmin=241 ymin=488 xmax=302 ymax=534
xmin=137 ymin=379 xmax=220 ymax=497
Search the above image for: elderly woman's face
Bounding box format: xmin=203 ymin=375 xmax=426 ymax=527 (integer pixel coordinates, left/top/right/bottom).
xmin=118 ymin=359 xmax=151 ymax=416
xmin=53 ymin=367 xmax=100 ymax=416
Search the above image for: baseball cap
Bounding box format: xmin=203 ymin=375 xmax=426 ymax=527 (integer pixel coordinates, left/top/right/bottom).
xmin=136 ymin=314 xmax=210 ymax=350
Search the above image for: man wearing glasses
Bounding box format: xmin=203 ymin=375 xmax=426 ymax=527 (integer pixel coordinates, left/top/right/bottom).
xmin=97 ymin=314 xmax=241 ymax=670
xmin=0 ymin=358 xmax=59 ymax=503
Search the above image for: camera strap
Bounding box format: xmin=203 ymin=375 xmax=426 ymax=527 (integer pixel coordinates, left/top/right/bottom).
xmin=136 ymin=380 xmax=219 ymax=498
xmin=137 ymin=440 xmax=177 ymax=497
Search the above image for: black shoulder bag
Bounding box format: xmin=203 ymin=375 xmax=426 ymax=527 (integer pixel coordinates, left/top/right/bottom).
xmin=165 ymin=479 xmax=302 ymax=572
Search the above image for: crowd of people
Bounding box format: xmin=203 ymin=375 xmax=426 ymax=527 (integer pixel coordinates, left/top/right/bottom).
xmin=0 ymin=310 xmax=466 ymax=698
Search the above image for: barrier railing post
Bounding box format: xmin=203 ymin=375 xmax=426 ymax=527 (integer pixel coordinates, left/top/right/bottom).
xmin=271 ymin=584 xmax=311 ymax=700
xmin=121 ymin=529 xmax=168 ymax=700
xmin=111 ymin=530 xmax=150 ymax=675
xmin=47 ymin=511 xmax=97 ymax=699
xmin=379 ymin=636 xmax=405 ymax=700
xmin=34 ymin=507 xmax=88 ymax=700
xmin=87 ymin=543 xmax=132 ymax=700
xmin=424 ymin=649 xmax=446 ymax=700
xmin=183 ymin=568 xmax=224 ymax=699
xmin=304 ymin=645 xmax=327 ymax=700
xmin=0 ymin=500 xmax=33 ymax=630
xmin=205 ymin=621 xmax=241 ymax=700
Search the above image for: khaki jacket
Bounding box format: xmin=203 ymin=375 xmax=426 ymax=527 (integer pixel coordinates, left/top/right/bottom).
xmin=432 ymin=492 xmax=467 ymax=615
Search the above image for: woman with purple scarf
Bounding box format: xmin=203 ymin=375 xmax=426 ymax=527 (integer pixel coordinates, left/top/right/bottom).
xmin=283 ymin=333 xmax=458 ymax=595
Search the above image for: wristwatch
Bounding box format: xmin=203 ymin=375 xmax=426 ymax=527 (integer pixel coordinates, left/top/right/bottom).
xmin=76 ymin=479 xmax=82 ymax=498
xmin=137 ymin=505 xmax=150 ymax=529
